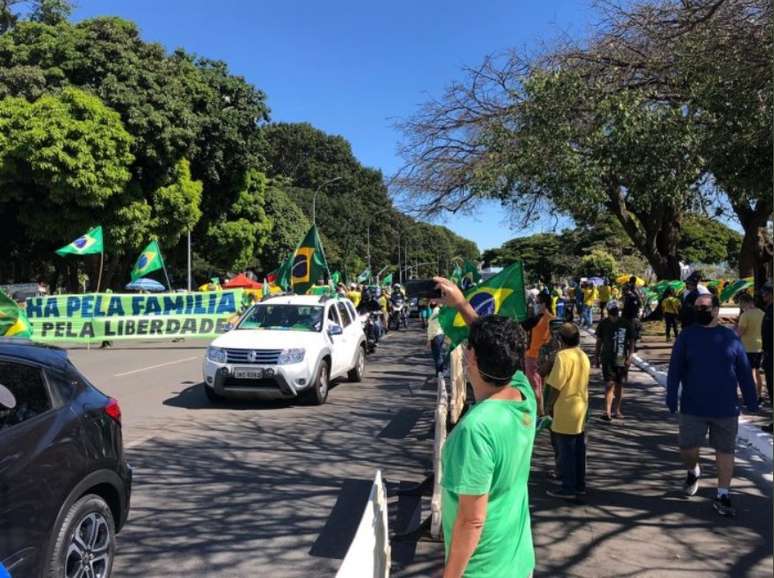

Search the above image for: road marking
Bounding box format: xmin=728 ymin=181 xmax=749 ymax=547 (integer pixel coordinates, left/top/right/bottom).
xmin=113 ymin=356 xmax=199 ymax=377
xmin=126 ymin=434 xmax=155 ymax=448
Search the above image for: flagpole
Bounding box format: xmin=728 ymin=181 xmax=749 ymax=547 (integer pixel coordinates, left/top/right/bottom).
xmin=96 ymin=250 xmax=104 ymax=293
xmin=161 ymin=260 xmax=172 ymax=291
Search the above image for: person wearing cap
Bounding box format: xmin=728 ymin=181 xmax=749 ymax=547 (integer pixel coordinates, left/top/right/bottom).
xmin=667 ymin=293 xmax=757 ymax=517
xmin=544 ymin=323 xmax=590 ymax=499
xmin=679 ymin=272 xmax=709 ymax=329
xmin=594 ymin=300 xmax=636 ymax=421
xmin=761 ymin=283 xmax=773 ymax=432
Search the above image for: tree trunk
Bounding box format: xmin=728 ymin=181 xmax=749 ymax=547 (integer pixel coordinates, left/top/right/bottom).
xmin=732 ymin=197 xmax=772 ymax=280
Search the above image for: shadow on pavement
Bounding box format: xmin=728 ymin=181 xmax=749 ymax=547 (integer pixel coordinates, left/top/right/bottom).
xmin=113 ymin=324 xmax=441 ymax=577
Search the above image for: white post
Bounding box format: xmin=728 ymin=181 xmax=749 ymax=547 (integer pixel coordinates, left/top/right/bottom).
xmin=186 ymin=230 xmax=192 ymax=292
xmin=431 ymin=372 xmax=448 ymax=540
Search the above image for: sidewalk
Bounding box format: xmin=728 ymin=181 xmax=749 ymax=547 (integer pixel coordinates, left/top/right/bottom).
xmin=635 ymin=320 xmax=773 ymax=443
xmin=396 ymin=330 xmax=773 ymax=577
xmin=530 ymin=331 xmax=772 ymax=577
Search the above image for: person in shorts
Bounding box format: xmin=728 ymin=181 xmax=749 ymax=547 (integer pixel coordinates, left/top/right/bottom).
xmin=595 ymin=300 xmax=635 ymax=421
xmin=735 ymin=292 xmax=765 ymax=401
xmin=667 ymin=294 xmax=757 ymax=517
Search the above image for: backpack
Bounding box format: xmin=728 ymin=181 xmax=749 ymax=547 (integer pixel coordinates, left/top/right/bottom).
xmin=537 ymin=320 xmax=564 ymax=377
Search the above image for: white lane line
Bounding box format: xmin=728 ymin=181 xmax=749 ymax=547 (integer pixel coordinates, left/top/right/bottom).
xmin=113 ymin=356 xmax=199 ymax=377
xmin=126 ymin=434 xmax=155 ymax=448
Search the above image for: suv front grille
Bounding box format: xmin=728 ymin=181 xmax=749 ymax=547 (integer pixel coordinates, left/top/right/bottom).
xmin=225 ymin=348 xmax=282 ymax=365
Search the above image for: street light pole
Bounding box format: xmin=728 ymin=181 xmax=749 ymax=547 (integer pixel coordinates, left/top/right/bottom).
xmin=312 ymin=176 xmax=343 ymax=226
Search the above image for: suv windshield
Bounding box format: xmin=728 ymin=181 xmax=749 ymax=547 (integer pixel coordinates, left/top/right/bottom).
xmin=237 ymin=304 xmax=324 ymax=332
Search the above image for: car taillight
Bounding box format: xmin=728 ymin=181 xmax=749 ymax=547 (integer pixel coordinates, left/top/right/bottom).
xmin=104 ymin=398 xmax=122 ymax=425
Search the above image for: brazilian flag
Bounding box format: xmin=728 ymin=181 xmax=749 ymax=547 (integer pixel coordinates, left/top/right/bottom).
xmin=357 ymin=268 xmax=371 ymax=284
xmin=0 ymin=291 xmax=32 ymax=339
xmin=382 ymin=273 xmax=393 ymax=287
xmin=56 ymin=226 xmax=103 ymax=256
xmin=461 ymin=260 xmax=481 ymax=290
xmin=450 ymin=263 xmax=463 ymax=286
xmin=438 ymin=262 xmax=527 ymax=348
xmin=289 ymin=225 xmax=330 ymax=294
xmin=130 ymin=240 xmax=165 ymax=282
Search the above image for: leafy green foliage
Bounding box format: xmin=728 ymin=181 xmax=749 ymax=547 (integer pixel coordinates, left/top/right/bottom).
xmin=679 ymin=215 xmax=742 ymax=267
xmin=0 ymin=87 xmax=134 ymax=239
xmin=577 ymin=249 xmax=618 ymax=279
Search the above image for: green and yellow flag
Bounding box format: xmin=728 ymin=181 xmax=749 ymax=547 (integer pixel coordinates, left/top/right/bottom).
xmin=357 ymin=268 xmax=371 ymax=284
xmin=438 ymin=262 xmax=527 ymax=348
xmin=382 ymin=273 xmax=393 ymax=287
xmin=56 ymin=226 xmax=103 ymax=256
xmin=289 ymin=225 xmax=330 ymax=294
xmin=130 ymin=240 xmax=165 ymax=282
xmin=720 ymin=278 xmax=753 ymax=303
xmin=0 ymin=291 xmax=32 ymax=338
xmin=461 ymin=260 xmax=481 ymax=290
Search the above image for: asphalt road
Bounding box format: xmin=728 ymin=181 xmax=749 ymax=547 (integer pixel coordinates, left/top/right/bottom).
xmin=67 ymin=326 xmax=443 ymax=578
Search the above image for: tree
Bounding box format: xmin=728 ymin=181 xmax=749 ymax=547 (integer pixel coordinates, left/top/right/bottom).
xmin=562 ymin=0 xmax=771 ymax=280
xmin=30 ymin=0 xmax=72 ymax=25
xmin=679 ymin=214 xmax=742 ymax=267
xmin=577 ymin=249 xmax=618 ymax=279
xmin=482 ymin=233 xmax=573 ymax=282
xmin=255 ymin=182 xmax=310 ymax=273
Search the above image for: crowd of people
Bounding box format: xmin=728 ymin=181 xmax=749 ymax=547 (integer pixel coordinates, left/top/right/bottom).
xmin=426 ymin=272 xmax=771 ymax=578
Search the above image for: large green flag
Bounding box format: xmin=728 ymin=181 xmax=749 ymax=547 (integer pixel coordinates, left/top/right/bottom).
xmin=461 ymin=260 xmax=481 ymax=290
xmin=382 ymin=273 xmax=393 ymax=287
xmin=720 ymin=278 xmax=753 ymax=303
xmin=331 ymin=271 xmax=342 ymax=286
xmin=438 ymin=262 xmax=527 ymax=348
xmin=130 ymin=240 xmax=165 ymax=282
xmin=357 ymin=268 xmax=371 ymax=284
xmin=289 ymin=225 xmax=330 ymax=294
xmin=0 ymin=291 xmax=32 ymax=338
xmin=56 ymin=226 xmax=103 ymax=256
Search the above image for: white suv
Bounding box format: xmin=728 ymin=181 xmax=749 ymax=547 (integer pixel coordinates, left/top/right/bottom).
xmin=202 ymin=294 xmax=367 ymax=405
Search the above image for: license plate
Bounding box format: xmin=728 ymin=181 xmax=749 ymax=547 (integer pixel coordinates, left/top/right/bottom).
xmin=234 ymin=368 xmax=264 ymax=379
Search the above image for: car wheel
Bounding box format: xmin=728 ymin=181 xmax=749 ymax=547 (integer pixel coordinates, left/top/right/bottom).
xmin=204 ymin=383 xmax=224 ymax=402
xmin=46 ymin=494 xmax=116 ymax=578
xmin=348 ymin=346 xmax=366 ymax=382
xmin=303 ymin=360 xmax=330 ymax=405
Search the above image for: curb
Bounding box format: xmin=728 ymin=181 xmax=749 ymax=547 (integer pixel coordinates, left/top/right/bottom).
xmin=581 ymin=328 xmax=773 ymax=464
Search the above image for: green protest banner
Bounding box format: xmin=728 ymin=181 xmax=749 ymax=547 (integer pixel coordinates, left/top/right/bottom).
xmin=25 ymin=290 xmax=244 ymax=343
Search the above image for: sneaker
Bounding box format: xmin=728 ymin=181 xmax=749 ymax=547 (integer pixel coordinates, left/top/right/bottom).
xmin=600 ymin=414 xmax=613 ymax=422
xmin=683 ymin=471 xmax=699 ymax=496
xmin=713 ymin=494 xmax=736 ymax=517
xmin=546 ymin=487 xmax=577 ymax=500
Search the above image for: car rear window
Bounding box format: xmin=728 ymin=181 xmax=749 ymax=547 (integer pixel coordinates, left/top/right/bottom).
xmin=0 ymin=360 xmax=52 ymax=431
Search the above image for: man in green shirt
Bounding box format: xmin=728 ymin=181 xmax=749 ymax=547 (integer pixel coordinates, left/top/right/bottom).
xmin=435 ymin=277 xmax=536 ymax=578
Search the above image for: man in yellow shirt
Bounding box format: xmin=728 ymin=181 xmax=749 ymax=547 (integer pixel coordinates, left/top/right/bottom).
xmin=346 ymin=283 xmax=361 ymax=308
xmin=545 ymin=323 xmax=590 ymax=498
xmin=582 ymin=282 xmax=597 ymax=328
xmin=597 ymin=282 xmax=612 ymax=320
xmin=736 ymin=293 xmax=765 ymax=399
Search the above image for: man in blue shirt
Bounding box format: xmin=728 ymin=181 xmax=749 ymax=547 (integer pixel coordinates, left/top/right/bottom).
xmin=667 ymin=294 xmax=758 ymax=517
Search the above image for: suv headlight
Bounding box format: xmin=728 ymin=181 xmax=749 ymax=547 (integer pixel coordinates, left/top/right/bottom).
xmin=277 ymin=348 xmax=305 ymax=365
xmin=207 ymin=346 xmax=227 ymax=364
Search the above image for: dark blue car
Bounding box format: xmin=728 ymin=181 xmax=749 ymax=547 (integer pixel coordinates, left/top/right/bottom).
xmin=0 ymin=340 xmax=131 ymax=578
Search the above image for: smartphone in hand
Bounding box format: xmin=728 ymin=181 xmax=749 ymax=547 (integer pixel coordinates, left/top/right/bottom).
xmin=405 ymin=279 xmax=442 ymax=299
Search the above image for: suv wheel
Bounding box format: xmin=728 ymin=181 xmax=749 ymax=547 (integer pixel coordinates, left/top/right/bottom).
xmin=47 ymin=494 xmax=115 ymax=578
xmin=204 ymin=383 xmax=224 ymax=403
xmin=348 ymin=346 xmax=365 ymax=383
xmin=303 ymin=360 xmax=329 ymax=405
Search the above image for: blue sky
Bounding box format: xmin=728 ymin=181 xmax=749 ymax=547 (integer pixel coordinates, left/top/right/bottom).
xmin=73 ymin=0 xmax=599 ymax=251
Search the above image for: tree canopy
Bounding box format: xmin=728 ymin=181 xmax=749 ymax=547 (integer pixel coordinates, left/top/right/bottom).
xmin=396 ymin=0 xmax=771 ymax=281
xmin=0 ymin=9 xmax=479 ymax=288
